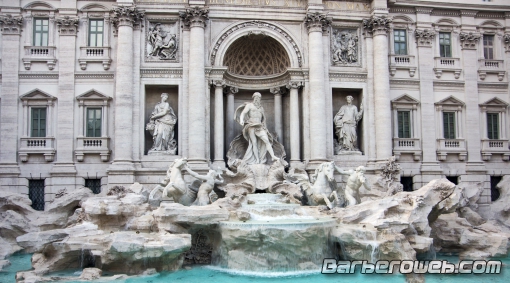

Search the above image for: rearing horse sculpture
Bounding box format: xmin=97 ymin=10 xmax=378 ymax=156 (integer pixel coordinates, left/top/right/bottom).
xmin=149 ymin=158 xmax=198 ymax=206
xmin=286 ymin=162 xmax=340 ymax=209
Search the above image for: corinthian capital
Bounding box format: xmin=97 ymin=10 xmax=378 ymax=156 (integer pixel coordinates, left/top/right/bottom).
xmin=459 ymin=32 xmax=480 ymax=49
xmin=111 ymin=5 xmax=145 ymax=28
xmin=55 ymin=16 xmax=79 ymax=35
xmin=503 ymin=34 xmax=510 ymax=52
xmin=304 ymin=12 xmax=331 ymax=33
xmin=362 ymin=15 xmax=392 ymax=36
xmin=286 ymin=81 xmax=303 ymax=89
xmin=415 ymin=29 xmax=436 ymax=47
xmin=0 ymin=14 xmax=23 ymax=35
xmin=179 ymin=7 xmax=209 ymax=29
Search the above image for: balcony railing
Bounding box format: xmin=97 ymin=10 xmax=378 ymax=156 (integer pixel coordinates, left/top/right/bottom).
xmin=481 ymin=139 xmax=510 ymax=161
xmin=436 ymin=138 xmax=467 ymax=161
xmin=75 ymin=137 xmax=111 ymax=162
xmin=78 ymin=46 xmax=112 ymax=70
xmin=19 ymin=137 xmax=56 ymax=162
xmin=392 ymin=138 xmax=421 ymax=161
xmin=22 ymin=46 xmax=57 ymax=70
xmin=478 ymin=59 xmax=505 ymax=81
xmin=433 ymin=57 xmax=462 ymax=79
xmin=389 ymin=55 xmax=416 ymax=77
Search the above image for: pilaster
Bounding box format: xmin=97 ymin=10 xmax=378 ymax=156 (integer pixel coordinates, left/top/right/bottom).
xmin=287 ymin=81 xmax=303 ymax=164
xmin=212 ymin=80 xmax=226 ymax=168
xmin=270 ymin=87 xmax=283 ymax=142
xmin=0 ymin=14 xmax=22 ymax=192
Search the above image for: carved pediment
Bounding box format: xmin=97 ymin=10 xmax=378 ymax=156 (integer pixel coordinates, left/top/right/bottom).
xmin=24 ymin=1 xmax=55 ymax=10
xmin=80 ymin=4 xmax=108 ymax=12
xmin=392 ymin=94 xmax=420 ymax=105
xmin=20 ymin=89 xmax=56 ymax=101
xmin=480 ymin=97 xmax=509 ymax=108
xmin=435 ymin=95 xmax=465 ymax=106
xmin=76 ymin=89 xmax=111 ymax=101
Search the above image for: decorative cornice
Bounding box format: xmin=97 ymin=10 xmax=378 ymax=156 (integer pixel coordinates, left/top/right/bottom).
xmin=0 ymin=14 xmax=23 ymax=35
xmin=179 ymin=6 xmax=209 ymax=29
xmin=55 ymin=16 xmax=79 ymax=35
xmin=503 ymin=34 xmax=510 ymax=52
xmin=210 ymin=21 xmax=303 ymax=67
xmin=140 ymin=69 xmax=182 ymax=78
xmin=19 ymin=72 xmax=59 ymax=80
xmin=477 ymin=82 xmax=508 ymax=90
xmin=75 ymin=72 xmax=115 ymax=80
xmin=362 ymin=15 xmax=392 ymax=36
xmin=389 ymin=7 xmax=415 ymax=14
xmin=460 ymin=10 xmax=477 ymax=17
xmin=329 ymin=72 xmax=367 ymax=82
xmin=304 ymin=12 xmax=331 ymax=34
xmin=415 ymin=7 xmax=433 ymax=14
xmin=475 ymin=12 xmax=505 ymax=19
xmin=459 ymin=32 xmax=480 ymax=49
xmin=111 ymin=5 xmax=145 ymax=28
xmin=415 ymin=29 xmax=436 ymax=47
xmin=431 ymin=9 xmax=460 ymax=17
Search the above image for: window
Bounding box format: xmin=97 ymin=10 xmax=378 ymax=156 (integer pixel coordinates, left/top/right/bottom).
xmin=397 ymin=111 xmax=411 ymax=138
xmin=394 ymin=29 xmax=407 ymax=55
xmin=487 ymin=113 xmax=499 ymax=140
xmin=29 ymin=180 xmax=45 ymax=211
xmin=443 ymin=112 xmax=456 ymax=139
xmin=483 ymin=35 xmax=494 ymax=60
xmin=85 ymin=179 xmax=102 ymax=194
xmin=33 ymin=18 xmax=49 ymax=46
xmin=31 ymin=107 xmax=47 ymax=137
xmin=491 ymin=176 xmax=502 ymax=202
xmin=439 ymin=32 xmax=452 ymax=58
xmin=88 ymin=19 xmax=104 ymax=47
xmin=86 ymin=108 xmax=102 ymax=137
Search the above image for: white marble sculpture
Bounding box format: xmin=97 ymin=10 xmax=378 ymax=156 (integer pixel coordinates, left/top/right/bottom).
xmin=234 ymin=92 xmax=279 ymax=165
xmin=337 ymin=166 xmax=371 ymax=206
xmin=332 ymin=30 xmax=358 ymax=65
xmin=149 ymin=158 xmax=197 ymax=206
xmin=185 ymin=165 xmax=223 ymax=206
xmin=146 ymin=93 xmax=177 ymax=154
xmin=147 ymin=23 xmax=177 ymax=60
xmin=334 ymin=96 xmax=363 ymax=152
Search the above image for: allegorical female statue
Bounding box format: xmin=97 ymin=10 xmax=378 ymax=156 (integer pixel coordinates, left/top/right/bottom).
xmin=146 ymin=93 xmax=177 ymax=154
xmin=334 ymin=95 xmax=363 ymax=153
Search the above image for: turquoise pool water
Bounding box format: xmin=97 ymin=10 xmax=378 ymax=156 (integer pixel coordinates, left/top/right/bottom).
xmin=1 ymin=253 xmax=508 ymax=283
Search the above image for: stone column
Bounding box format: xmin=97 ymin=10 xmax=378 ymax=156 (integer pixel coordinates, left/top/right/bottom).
xmin=287 ymin=81 xmax=302 ymax=163
xmin=270 ymin=87 xmax=283 ymax=141
xmin=363 ymin=29 xmax=377 ymax=164
xmin=108 ymin=6 xmax=144 ymax=184
xmin=212 ymin=80 xmax=226 ymax=167
xmin=179 ymin=17 xmax=191 ymax=158
xmin=226 ymin=87 xmax=238 ymax=150
xmin=304 ymin=12 xmax=331 ymax=163
xmin=180 ymin=7 xmax=209 ymax=166
xmin=0 ymin=15 xmax=22 ymax=193
xmin=363 ymin=16 xmax=393 ymax=162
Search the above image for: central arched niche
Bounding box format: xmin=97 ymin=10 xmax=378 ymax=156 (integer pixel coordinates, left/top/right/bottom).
xmin=223 ymin=34 xmax=291 ymax=77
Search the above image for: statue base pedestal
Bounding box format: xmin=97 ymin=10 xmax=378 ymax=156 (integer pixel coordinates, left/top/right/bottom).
xmin=148 ymin=149 xmax=177 ymax=155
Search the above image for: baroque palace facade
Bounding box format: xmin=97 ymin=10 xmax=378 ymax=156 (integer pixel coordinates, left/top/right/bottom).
xmin=0 ymin=0 xmax=509 ymax=216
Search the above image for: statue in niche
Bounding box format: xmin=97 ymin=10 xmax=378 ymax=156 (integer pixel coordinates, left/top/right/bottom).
xmin=337 ymin=166 xmax=371 ymax=206
xmin=146 ymin=93 xmax=177 ymax=154
xmin=234 ymin=92 xmax=279 ymax=165
xmin=332 ymin=30 xmax=358 ymax=65
xmin=334 ymin=95 xmax=363 ymax=153
xmin=147 ymin=23 xmax=177 ymax=60
xmin=185 ymin=165 xmax=223 ymax=206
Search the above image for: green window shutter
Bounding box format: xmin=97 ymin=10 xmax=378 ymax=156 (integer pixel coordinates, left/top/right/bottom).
xmin=31 ymin=108 xmax=47 ymax=137
xmin=33 ymin=18 xmax=49 ymax=46
xmin=439 ymin=32 xmax=451 ymax=58
xmin=443 ymin=112 xmax=455 ymax=139
xmin=487 ymin=113 xmax=499 ymax=140
xmin=394 ymin=30 xmax=407 ymax=55
xmin=89 ymin=20 xmax=104 ymax=47
xmin=87 ymin=108 xmax=102 ymax=137
xmin=397 ymin=111 xmax=411 ymax=138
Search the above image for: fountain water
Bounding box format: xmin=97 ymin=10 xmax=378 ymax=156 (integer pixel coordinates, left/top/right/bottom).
xmin=213 ymin=194 xmax=336 ymax=272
